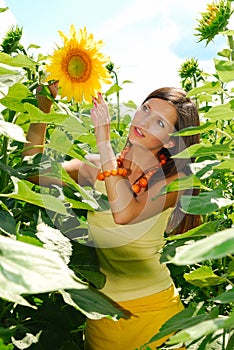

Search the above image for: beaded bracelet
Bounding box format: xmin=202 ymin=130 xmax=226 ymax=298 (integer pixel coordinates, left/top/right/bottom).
xmin=97 ymin=168 xmax=128 ymax=181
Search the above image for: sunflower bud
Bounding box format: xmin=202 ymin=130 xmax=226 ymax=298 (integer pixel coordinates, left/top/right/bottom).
xmin=105 ymin=62 xmax=114 ymax=73
xmin=195 ymin=0 xmax=233 ymax=45
xmin=178 ymin=58 xmax=204 ymax=91
xmin=1 ymin=25 xmax=23 ymax=54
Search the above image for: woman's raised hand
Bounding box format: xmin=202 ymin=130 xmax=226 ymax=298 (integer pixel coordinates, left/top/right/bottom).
xmin=91 ymin=93 xmax=111 ymax=147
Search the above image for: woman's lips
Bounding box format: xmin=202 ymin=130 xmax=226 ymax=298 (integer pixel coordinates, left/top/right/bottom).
xmin=133 ymin=126 xmax=145 ymax=137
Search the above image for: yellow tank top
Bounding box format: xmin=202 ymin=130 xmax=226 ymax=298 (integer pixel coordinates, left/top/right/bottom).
xmin=87 ymin=181 xmax=173 ymax=302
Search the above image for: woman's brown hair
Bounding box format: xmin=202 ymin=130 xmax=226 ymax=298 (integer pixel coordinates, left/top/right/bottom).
xmin=143 ymin=87 xmax=201 ymax=234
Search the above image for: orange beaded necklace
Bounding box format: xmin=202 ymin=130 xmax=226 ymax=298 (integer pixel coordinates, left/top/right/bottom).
xmin=97 ymin=146 xmax=167 ymax=194
xmin=116 ymin=147 xmax=167 ymax=194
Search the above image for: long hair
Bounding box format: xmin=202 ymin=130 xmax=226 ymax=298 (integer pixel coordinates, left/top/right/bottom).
xmin=142 ymin=87 xmax=201 ymax=234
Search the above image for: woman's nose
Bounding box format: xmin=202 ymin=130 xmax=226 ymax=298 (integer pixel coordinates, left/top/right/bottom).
xmin=140 ymin=113 xmax=151 ymax=128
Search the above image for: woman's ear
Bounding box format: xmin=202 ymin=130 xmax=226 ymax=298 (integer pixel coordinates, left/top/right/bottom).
xmin=163 ymin=138 xmax=176 ymax=149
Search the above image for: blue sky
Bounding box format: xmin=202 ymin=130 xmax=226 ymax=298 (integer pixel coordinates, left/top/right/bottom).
xmin=0 ymin=0 xmax=229 ymax=103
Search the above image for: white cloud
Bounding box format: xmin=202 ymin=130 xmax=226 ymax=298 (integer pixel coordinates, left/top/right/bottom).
xmin=0 ymin=0 xmax=16 ymax=41
xmin=96 ymin=0 xmax=219 ymax=103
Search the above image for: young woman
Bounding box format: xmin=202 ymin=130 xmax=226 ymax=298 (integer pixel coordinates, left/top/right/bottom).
xmin=24 ymin=85 xmax=200 ymax=349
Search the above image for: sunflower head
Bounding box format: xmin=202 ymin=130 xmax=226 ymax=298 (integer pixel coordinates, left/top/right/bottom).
xmin=195 ymin=0 xmax=233 ymax=45
xmin=45 ymin=25 xmax=111 ymax=103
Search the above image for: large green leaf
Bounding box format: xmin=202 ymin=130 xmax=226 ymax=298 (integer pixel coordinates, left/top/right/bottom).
xmin=40 ymin=162 xmax=98 ymax=210
xmin=0 ymin=177 xmax=70 ymax=216
xmin=0 ymin=119 xmax=27 ymax=142
xmin=167 ymin=228 xmax=234 ymax=265
xmin=172 ymin=143 xmax=233 ymax=159
xmin=0 ymin=83 xmax=36 ymax=112
xmin=60 ymin=289 xmax=126 ymax=320
xmin=213 ymin=158 xmax=234 ymax=171
xmin=214 ymin=58 xmax=234 ymax=82
xmin=172 ymin=122 xmax=215 ymax=136
xmin=204 ymin=100 xmax=234 ymax=121
xmin=186 ymin=81 xmax=222 ymax=97
xmin=24 ymin=103 xmax=87 ymax=137
xmin=149 ymin=304 xmax=209 ymax=344
xmin=45 ymin=128 xmax=84 ymax=159
xmin=0 ymin=235 xmax=87 ymax=307
xmin=166 ymin=220 xmax=224 ymax=241
xmin=0 ymin=66 xmax=18 ymax=75
xmin=212 ymin=288 xmax=234 ymax=304
xmin=153 ymin=174 xmax=203 ymax=200
xmin=36 ymin=221 xmax=73 ymax=264
xmin=0 ymin=52 xmax=36 ymax=69
xmin=180 ymin=189 xmax=234 ymax=215
xmin=184 ymin=266 xmax=226 ymax=288
xmin=167 ymin=311 xmax=234 ymax=345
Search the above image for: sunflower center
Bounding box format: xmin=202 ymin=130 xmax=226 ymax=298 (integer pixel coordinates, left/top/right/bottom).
xmin=64 ymin=49 xmax=92 ymax=82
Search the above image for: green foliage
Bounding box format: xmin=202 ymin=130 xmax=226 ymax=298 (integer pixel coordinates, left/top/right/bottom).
xmin=0 ymin=2 xmax=234 ymax=349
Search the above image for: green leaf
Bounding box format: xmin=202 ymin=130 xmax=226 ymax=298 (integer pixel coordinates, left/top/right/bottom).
xmin=167 ymin=228 xmax=234 ymax=265
xmin=166 ymin=220 xmax=224 ymax=241
xmin=24 ymin=103 xmax=87 ymax=137
xmin=0 ymin=52 xmax=36 ymax=69
xmin=184 ymin=266 xmax=226 ymax=288
xmin=0 ymin=338 xmax=14 ymax=349
xmin=153 ymin=174 xmax=202 ymax=200
xmin=172 ymin=122 xmax=215 ymax=136
xmin=60 ymin=288 xmax=126 ymax=320
xmin=213 ymin=158 xmax=234 ymax=171
xmin=0 ymin=177 xmax=70 ymax=216
xmin=217 ymin=48 xmax=233 ymax=58
xmin=212 ymin=288 xmax=234 ymax=304
xmin=172 ymin=143 xmax=233 ymax=159
xmin=123 ymin=100 xmax=137 ymax=109
xmin=0 ymin=83 xmax=35 ymax=112
xmin=45 ymin=128 xmax=84 ymax=159
xmin=149 ymin=304 xmax=209 ymax=343
xmin=0 ymin=210 xmax=16 ymax=235
xmin=167 ymin=311 xmax=234 ymax=344
xmin=187 ymin=81 xmax=222 ymax=97
xmin=205 ymin=100 xmax=234 ymax=121
xmin=27 ymin=44 xmax=41 ymax=49
xmin=105 ymin=83 xmax=122 ymax=97
xmin=36 ymin=221 xmax=73 ymax=264
xmin=0 ymin=7 xmax=9 ymax=13
xmin=0 ymin=66 xmax=18 ymax=75
xmin=122 ymin=80 xmax=133 ymax=84
xmin=0 ymin=235 xmax=87 ymax=307
xmin=214 ymin=58 xmax=234 ymax=82
xmin=44 ymin=163 xmax=98 ymax=210
xmin=0 ymin=120 xmax=27 ymax=142
xmin=180 ymin=189 xmax=234 ymax=215
xmin=69 ymin=241 xmax=106 ymax=290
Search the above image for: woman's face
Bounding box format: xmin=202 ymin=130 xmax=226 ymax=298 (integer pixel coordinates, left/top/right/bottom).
xmin=129 ymin=98 xmax=178 ymax=154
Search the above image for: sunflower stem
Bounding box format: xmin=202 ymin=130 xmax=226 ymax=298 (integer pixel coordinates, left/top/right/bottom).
xmin=227 ymin=34 xmax=234 ymax=61
xmin=112 ymin=70 xmax=120 ymax=132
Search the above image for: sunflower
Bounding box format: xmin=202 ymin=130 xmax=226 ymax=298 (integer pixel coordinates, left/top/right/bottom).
xmin=45 ymin=25 xmax=111 ymax=103
xmin=195 ymin=0 xmax=233 ymax=45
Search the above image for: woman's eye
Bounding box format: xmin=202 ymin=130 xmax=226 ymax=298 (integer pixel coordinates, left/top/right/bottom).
xmin=142 ymin=105 xmax=149 ymax=112
xmin=158 ymin=119 xmax=165 ymax=128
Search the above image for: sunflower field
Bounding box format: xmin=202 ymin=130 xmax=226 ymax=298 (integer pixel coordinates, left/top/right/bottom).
xmin=0 ymin=1 xmax=234 ymax=349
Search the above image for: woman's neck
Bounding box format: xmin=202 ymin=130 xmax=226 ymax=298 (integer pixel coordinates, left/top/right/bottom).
xmin=122 ymin=144 xmax=160 ymax=180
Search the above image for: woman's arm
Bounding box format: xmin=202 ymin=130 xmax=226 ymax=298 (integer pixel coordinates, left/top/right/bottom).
xmin=23 ymin=83 xmax=97 ymax=187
